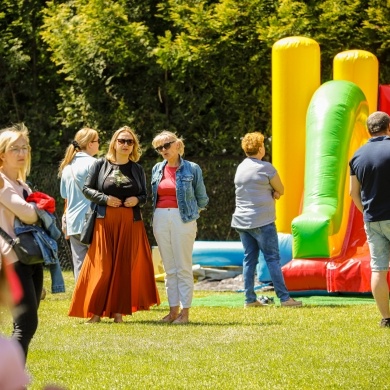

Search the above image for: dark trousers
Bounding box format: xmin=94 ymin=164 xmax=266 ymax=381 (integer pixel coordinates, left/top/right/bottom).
xmin=12 ymin=261 xmax=43 ymax=361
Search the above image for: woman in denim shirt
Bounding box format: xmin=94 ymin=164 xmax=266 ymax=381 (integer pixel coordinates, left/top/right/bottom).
xmin=59 ymin=128 xmax=99 ymax=280
xmin=151 ymin=131 xmax=208 ymax=324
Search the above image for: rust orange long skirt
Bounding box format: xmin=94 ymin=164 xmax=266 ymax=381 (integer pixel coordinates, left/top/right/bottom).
xmin=68 ymin=207 xmax=160 ymax=319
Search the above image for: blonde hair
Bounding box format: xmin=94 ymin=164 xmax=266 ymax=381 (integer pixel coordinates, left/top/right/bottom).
xmin=58 ymin=127 xmax=98 ymax=177
xmin=241 ymin=132 xmax=264 ymax=156
xmin=152 ymin=130 xmax=185 ymax=156
xmin=106 ymin=126 xmax=141 ymax=163
xmin=0 ymin=123 xmax=31 ymax=181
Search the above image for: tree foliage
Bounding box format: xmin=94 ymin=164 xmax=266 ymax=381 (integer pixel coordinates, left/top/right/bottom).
xmin=41 ymin=0 xmax=166 ymax=149
xmin=153 ymin=0 xmax=277 ymax=156
xmin=0 ymin=0 xmax=62 ymax=164
xmin=0 ymin=0 xmax=389 ymax=161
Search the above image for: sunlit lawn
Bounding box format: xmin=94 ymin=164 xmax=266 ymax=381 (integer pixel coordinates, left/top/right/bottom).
xmin=1 ymin=270 xmax=389 ymax=390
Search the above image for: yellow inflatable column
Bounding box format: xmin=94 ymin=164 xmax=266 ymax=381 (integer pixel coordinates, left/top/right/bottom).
xmin=272 ymin=37 xmax=320 ymax=234
xmin=333 ymin=50 xmax=378 ymax=114
xmin=331 ymin=50 xmax=377 ymax=257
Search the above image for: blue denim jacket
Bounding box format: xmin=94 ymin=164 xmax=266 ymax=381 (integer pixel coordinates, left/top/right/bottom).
xmin=14 ymin=219 xmax=59 ymax=266
xmin=151 ymin=157 xmax=209 ymax=223
xmin=31 ymin=203 xmax=61 ymax=241
xmin=32 ymin=205 xmax=65 ymax=292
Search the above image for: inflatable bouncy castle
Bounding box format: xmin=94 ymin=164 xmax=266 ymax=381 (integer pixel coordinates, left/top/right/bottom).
xmin=272 ymin=37 xmax=390 ymax=293
xmin=154 ymin=37 xmax=390 ymax=294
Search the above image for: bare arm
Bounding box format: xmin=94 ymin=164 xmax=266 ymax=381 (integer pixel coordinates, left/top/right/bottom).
xmin=349 ymin=175 xmax=363 ymax=213
xmin=270 ymin=172 xmax=284 ymax=197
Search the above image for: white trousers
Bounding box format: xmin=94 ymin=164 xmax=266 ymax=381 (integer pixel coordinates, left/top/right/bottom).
xmin=153 ymin=208 xmax=197 ymax=308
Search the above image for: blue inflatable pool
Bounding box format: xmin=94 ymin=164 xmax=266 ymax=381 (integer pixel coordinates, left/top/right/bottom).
xmin=192 ymin=234 xmax=293 ymax=282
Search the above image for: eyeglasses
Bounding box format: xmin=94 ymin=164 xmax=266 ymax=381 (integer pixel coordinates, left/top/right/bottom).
xmin=8 ymin=146 xmax=29 ymax=154
xmin=155 ymin=141 xmax=175 ymax=152
xmin=117 ymin=139 xmax=135 ymax=146
xmin=91 ymin=139 xmax=100 ymax=143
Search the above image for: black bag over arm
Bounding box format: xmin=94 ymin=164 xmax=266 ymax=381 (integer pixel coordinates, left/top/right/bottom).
xmin=79 ymin=203 xmax=97 ymax=245
xmin=0 ymin=222 xmax=43 ymax=265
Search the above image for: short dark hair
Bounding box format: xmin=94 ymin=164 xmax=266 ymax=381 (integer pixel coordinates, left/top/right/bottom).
xmin=367 ymin=111 xmax=390 ymax=135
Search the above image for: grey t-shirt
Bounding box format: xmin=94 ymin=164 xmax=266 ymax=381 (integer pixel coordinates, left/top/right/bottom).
xmin=231 ymin=157 xmax=277 ymax=229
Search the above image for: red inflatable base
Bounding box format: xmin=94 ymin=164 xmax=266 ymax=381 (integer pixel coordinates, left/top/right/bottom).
xmin=283 ymin=204 xmax=390 ymax=293
xmin=282 ymin=257 xmax=373 ymax=293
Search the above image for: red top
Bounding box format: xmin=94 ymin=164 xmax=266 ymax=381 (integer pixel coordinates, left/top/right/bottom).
xmin=156 ymin=166 xmax=178 ymax=208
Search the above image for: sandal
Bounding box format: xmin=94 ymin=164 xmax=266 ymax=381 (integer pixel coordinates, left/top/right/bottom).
xmin=172 ymin=314 xmax=189 ymax=325
xmin=160 ymin=313 xmax=179 ymax=323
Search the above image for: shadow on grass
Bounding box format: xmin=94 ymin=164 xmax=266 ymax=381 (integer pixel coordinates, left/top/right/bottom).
xmin=71 ymin=318 xmax=283 ymax=326
xmin=129 ymin=319 xmax=283 ymax=326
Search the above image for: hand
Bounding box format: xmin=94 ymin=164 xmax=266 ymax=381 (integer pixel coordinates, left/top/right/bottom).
xmin=107 ymin=196 xmax=122 ymax=208
xmin=0 ymin=175 xmax=3 ymax=189
xmin=61 ymin=214 xmax=69 ymax=239
xmin=124 ymin=196 xmax=138 ymax=208
xmin=273 ymin=191 xmax=281 ymax=200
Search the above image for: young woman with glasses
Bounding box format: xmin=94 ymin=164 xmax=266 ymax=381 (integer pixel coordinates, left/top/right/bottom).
xmin=58 ymin=128 xmax=100 ymax=281
xmin=151 ymin=131 xmax=209 ymax=324
xmin=0 ymin=124 xmax=41 ymax=361
xmin=69 ymin=126 xmax=160 ymax=323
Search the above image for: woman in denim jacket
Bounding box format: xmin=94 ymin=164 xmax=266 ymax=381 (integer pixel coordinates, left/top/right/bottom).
xmin=151 ymin=131 xmax=208 ymax=324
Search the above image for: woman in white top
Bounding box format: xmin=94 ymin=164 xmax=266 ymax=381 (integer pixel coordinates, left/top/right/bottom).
xmin=59 ymin=128 xmax=100 ymax=280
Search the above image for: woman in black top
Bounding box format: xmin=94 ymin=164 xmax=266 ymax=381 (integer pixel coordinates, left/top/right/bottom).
xmin=69 ymin=126 xmax=160 ymax=323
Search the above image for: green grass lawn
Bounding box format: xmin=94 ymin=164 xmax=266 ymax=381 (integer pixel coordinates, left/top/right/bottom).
xmin=1 ymin=270 xmax=389 ymax=390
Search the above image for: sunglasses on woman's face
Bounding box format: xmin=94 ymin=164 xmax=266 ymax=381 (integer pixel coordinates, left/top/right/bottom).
xmin=155 ymin=141 xmax=175 ymax=152
xmin=117 ymin=138 xmax=135 ymax=146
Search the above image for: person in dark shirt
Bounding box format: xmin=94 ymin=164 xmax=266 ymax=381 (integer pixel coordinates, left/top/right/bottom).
xmin=349 ymin=111 xmax=390 ymax=328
